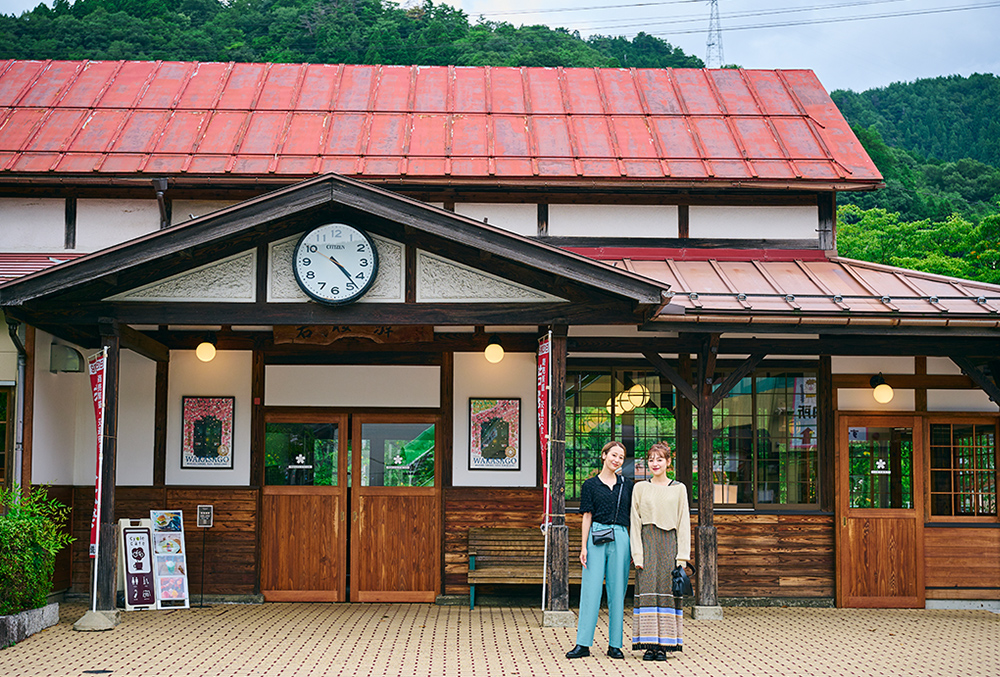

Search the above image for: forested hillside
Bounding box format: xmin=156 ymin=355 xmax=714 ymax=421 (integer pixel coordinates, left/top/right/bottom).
xmin=0 ymin=0 xmax=703 ymax=68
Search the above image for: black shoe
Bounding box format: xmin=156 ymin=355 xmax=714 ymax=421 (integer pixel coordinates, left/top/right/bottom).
xmin=642 ymin=649 xmax=657 ymax=661
xmin=566 ymin=645 xmax=590 ymax=659
xmin=607 ymin=647 xmax=624 ymax=659
xmin=655 ymin=649 xmax=668 ymax=661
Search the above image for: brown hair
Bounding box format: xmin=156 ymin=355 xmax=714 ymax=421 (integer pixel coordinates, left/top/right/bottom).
xmin=647 ymin=442 xmax=673 ymax=469
xmin=601 ymin=440 xmax=626 ymax=456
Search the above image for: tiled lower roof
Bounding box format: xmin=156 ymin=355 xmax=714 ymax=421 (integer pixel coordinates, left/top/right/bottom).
xmin=0 ymin=252 xmax=85 ymax=283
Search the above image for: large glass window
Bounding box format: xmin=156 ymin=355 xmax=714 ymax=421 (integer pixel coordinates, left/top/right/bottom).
xmin=359 ymin=422 xmax=435 ymax=487
xmin=847 ymin=426 xmax=914 ymax=509
xmin=265 ymin=422 xmax=339 ymax=486
xmin=929 ymin=423 xmax=997 ymax=517
xmin=565 ymin=369 xmax=676 ymax=501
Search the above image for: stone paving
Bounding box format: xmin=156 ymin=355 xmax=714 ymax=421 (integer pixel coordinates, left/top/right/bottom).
xmin=0 ymin=602 xmax=997 ymax=677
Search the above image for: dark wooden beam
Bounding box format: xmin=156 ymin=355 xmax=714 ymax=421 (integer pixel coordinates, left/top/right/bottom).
xmin=153 ymin=361 xmax=167 ymax=487
xmin=950 ymin=355 xmax=1000 ymax=404
xmin=710 ymin=353 xmax=766 ymax=408
xmin=642 ymin=350 xmax=698 ymax=404
xmin=547 ymin=325 xmax=570 ymax=613
xmin=119 ymin=324 xmax=169 ymax=363
xmin=818 ymin=356 xmax=834 ymax=513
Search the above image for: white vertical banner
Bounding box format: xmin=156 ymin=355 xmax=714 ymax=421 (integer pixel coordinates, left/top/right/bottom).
xmin=537 ymin=331 xmax=552 ymax=610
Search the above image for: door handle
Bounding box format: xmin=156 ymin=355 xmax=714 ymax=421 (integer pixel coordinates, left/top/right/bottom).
xmin=353 ymin=511 xmax=358 ymax=523
xmin=341 ymin=511 xmax=345 ymax=522
xmin=843 ymin=516 xmax=847 ymax=527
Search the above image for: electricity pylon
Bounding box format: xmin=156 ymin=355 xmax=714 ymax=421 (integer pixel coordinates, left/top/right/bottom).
xmin=706 ymin=0 xmax=724 ymax=68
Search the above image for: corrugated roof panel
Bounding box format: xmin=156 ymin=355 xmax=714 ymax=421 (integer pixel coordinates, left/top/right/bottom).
xmin=366 ymin=114 xmax=408 ymax=155
xmin=282 ymin=113 xmax=327 ymax=155
xmin=451 ymin=157 xmax=490 ymax=176
xmin=453 ymin=68 xmax=487 ymax=114
xmin=611 ymin=116 xmax=657 ymax=159
xmin=571 ymin=117 xmax=614 ymax=158
xmin=175 ymin=62 xmax=229 ymax=109
xmin=752 ymin=160 xmax=797 ymax=180
xmin=651 ymin=117 xmax=700 ymax=157
xmin=668 ymin=160 xmax=708 ymax=178
xmin=24 ymin=109 xmax=88 ymax=151
xmin=61 ymin=61 xmax=121 ymax=109
xmin=275 ymin=156 xmax=318 ymax=174
xmin=451 ymin=114 xmax=488 ymax=157
xmin=406 ymin=157 xmax=448 ymax=176
xmin=99 ymin=153 xmax=144 ymax=173
xmin=256 ymin=63 xmax=304 ymax=110
xmin=373 ymin=66 xmax=413 ymax=112
xmin=533 ymin=116 xmax=573 ymax=157
xmin=563 ymin=69 xmax=603 ymax=114
xmin=488 ymin=68 xmax=527 ymax=115
xmin=893 ymin=274 xmax=986 ymax=314
xmin=0 ymin=108 xmax=44 ymax=150
xmin=98 ymin=61 xmax=159 ymax=108
xmin=298 ymin=64 xmax=342 ymax=111
xmin=598 ymin=70 xmax=643 ymax=114
xmin=112 ymin=110 xmax=171 ymax=153
xmin=137 ymin=62 xmax=194 ymax=109
xmin=494 ymin=157 xmax=533 ymax=176
xmin=318 ymin=156 xmax=358 ymax=174
xmin=622 ymin=160 xmax=663 ymax=178
xmin=335 ymin=65 xmax=377 ymax=111
xmin=155 ymin=110 xmax=208 ymax=153
xmin=231 ymin=156 xmax=271 ymax=174
xmin=0 ymin=61 xmax=45 ymax=106
xmin=240 ymin=112 xmax=287 ymax=155
xmin=673 ymin=70 xmax=721 ymax=115
xmin=362 ymin=157 xmax=403 ymax=175
xmin=709 ymin=69 xmax=760 ymax=115
xmin=413 ymin=67 xmax=449 ymax=112
xmin=742 ymin=70 xmax=799 ymax=116
xmin=537 ymin=159 xmax=575 ymax=176
xmin=409 ymin=115 xmax=447 ymax=156
xmin=12 ymin=152 xmax=59 ymax=171
xmin=691 ymin=117 xmax=740 ymax=158
xmin=708 ymin=160 xmax=752 ymax=179
xmin=526 ymin=69 xmax=564 ymax=114
xmin=634 ymin=69 xmax=682 ymax=114
xmin=197 ymin=111 xmax=248 ymax=154
xmin=797 ymin=161 xmax=840 ymax=179
xmin=17 ymin=61 xmax=80 ymax=107
xmin=579 ymin=159 xmax=619 ymax=177
xmin=144 ymin=154 xmax=187 ymax=173
xmin=325 ymin=113 xmax=368 ymax=155
xmin=216 ymin=63 xmax=266 ymax=110
xmin=771 ymin=118 xmax=824 ymax=159
xmin=492 ymin=115 xmax=530 ymax=157
xmin=187 ymin=155 xmax=229 ymax=173
xmin=65 ymin=109 xmax=125 ymax=152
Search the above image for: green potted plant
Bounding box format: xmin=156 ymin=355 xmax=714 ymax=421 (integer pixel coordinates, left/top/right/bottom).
xmin=0 ymin=485 xmax=74 ymax=646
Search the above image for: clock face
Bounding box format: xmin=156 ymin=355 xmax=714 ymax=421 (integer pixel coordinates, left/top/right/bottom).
xmin=293 ymin=223 xmax=380 ymax=305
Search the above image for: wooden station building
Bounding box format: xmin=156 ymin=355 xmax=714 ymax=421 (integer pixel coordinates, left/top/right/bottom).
xmin=1 ymin=60 xmax=999 ymax=614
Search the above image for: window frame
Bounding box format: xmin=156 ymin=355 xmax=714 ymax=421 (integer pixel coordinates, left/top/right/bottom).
xmin=924 ymin=415 xmax=999 ymax=524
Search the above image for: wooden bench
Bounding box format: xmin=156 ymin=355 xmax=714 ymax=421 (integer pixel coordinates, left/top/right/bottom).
xmin=467 ymin=526 xmax=634 ymax=609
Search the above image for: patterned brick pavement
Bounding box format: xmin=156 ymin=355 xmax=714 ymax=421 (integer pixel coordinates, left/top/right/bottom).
xmin=0 ymin=603 xmax=997 ymax=677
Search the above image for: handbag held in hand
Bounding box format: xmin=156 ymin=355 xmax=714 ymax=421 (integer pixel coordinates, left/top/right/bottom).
xmin=671 ymin=565 xmax=693 ymax=597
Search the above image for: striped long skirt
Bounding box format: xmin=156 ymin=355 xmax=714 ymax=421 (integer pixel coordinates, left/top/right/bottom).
xmin=631 ymin=525 xmax=683 ymax=652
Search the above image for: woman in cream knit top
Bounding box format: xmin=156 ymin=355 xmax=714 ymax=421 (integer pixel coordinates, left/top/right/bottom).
xmin=629 ymin=475 xmax=691 ymax=568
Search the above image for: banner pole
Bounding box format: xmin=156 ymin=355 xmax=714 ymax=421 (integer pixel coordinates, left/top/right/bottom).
xmin=90 ymin=347 xmax=107 ymax=613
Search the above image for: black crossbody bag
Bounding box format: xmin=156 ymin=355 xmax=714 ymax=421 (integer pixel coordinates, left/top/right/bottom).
xmin=590 ymin=476 xmax=622 ymax=545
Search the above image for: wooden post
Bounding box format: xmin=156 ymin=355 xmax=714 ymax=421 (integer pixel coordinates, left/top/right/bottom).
xmin=95 ymin=321 xmax=120 ymax=612
xmin=818 ymin=356 xmax=835 ymax=513
xmin=695 ymin=334 xmax=720 ymax=616
xmin=676 ymin=354 xmax=693 ymax=501
xmin=546 ymin=325 xmax=570 ymax=616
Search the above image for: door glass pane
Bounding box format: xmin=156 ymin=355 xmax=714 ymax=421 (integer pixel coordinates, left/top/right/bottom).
xmin=265 ymin=423 xmax=338 ymax=486
xmin=847 ymin=426 xmax=913 ymax=509
xmin=360 ymin=422 xmax=435 ymax=487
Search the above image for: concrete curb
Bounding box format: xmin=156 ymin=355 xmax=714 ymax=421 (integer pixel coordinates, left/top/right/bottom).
xmin=0 ymin=602 xmax=59 ymax=647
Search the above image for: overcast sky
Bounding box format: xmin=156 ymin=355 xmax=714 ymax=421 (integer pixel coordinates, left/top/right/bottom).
xmin=1 ymin=0 xmax=998 ymax=92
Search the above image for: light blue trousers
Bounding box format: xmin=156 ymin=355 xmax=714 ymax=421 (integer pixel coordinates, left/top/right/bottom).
xmin=575 ymin=522 xmax=630 ymax=648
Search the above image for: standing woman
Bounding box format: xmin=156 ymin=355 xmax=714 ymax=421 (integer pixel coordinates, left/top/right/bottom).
xmin=630 ymin=442 xmax=691 ymax=661
xmin=566 ymin=441 xmax=633 ymax=660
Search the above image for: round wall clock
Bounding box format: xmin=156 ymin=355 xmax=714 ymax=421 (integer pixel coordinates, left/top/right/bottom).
xmin=292 ymin=223 xmax=380 ymax=305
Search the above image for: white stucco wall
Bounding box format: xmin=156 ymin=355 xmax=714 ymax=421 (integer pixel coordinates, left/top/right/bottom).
xmin=452 ymin=351 xmax=537 ymax=488
xmin=0 ymin=198 xmax=65 ymax=251
xmin=547 ymin=204 xmax=678 ymax=237
xmin=832 ymin=356 xmax=915 ymax=374
xmin=166 ymin=350 xmax=252 ymax=486
xmin=689 ymin=205 xmax=817 ymax=239
xmin=170 ymin=200 xmax=240 ymax=226
xmin=116 ymin=350 xmax=157 ymax=486
xmin=31 ymin=330 xmax=88 ymax=486
xmin=76 ymin=199 xmax=159 ymax=251
xmin=265 ymin=365 xmax=441 ymax=408
xmin=454 ymin=203 xmax=537 ymax=236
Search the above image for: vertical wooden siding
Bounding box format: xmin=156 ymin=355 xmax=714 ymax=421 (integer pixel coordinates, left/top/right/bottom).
xmin=70 ymin=486 xmax=258 ymax=596
xmin=443 ymin=488 xmax=835 ymax=598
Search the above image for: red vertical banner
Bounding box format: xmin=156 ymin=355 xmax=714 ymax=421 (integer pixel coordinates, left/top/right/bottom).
xmin=536 ymin=333 xmax=551 ymax=489
xmin=88 ymin=349 xmax=107 ymax=559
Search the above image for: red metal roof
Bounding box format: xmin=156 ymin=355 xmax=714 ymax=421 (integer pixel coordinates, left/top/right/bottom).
xmin=0 ymin=60 xmax=881 ymax=186
xmin=614 ymin=256 xmax=1000 ymax=327
xmin=0 ymin=252 xmax=86 ymax=282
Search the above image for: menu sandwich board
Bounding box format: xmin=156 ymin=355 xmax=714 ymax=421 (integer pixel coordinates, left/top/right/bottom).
xmin=149 ymin=510 xmax=190 ymax=609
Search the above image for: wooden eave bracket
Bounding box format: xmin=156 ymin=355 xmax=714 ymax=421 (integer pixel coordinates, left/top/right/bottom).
xmin=949 ymin=354 xmax=1000 ymax=404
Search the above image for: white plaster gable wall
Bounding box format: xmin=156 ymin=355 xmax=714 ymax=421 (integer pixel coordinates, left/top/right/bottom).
xmin=416 ymin=251 xmax=564 ymax=303
xmin=31 ymin=330 xmax=85 ymax=485
xmin=107 ymin=250 xmax=257 ymax=303
xmin=548 ymin=204 xmax=678 ymax=237
xmin=116 ymin=349 xmax=156 ymax=485
xmin=76 ymin=199 xmax=159 ymax=252
xmin=166 ymin=350 xmax=252 ymax=486
xmin=454 ymin=203 xmax=537 ymax=236
xmin=0 ymin=198 xmax=65 ymax=251
xmin=689 ymin=205 xmax=817 ymax=239
xmin=265 ymin=365 xmax=440 ymax=408
xmin=170 ymin=200 xmax=239 ymax=226
xmin=927 ymin=390 xmax=998 ymax=412
xmin=452 ymin=352 xmax=537 ymax=488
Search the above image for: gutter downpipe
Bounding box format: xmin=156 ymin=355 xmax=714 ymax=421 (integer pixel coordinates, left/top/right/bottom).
xmin=6 ymin=317 xmax=26 ymax=495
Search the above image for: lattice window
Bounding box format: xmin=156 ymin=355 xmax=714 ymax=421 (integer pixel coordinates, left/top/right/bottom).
xmin=929 ymin=423 xmax=998 ymax=518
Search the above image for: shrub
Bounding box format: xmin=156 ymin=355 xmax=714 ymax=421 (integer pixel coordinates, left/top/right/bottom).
xmin=0 ymin=485 xmax=74 ymax=617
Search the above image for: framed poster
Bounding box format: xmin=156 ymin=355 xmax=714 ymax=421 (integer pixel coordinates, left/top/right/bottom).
xmin=469 ymin=398 xmax=521 ymax=471
xmin=181 ymin=396 xmax=235 ymax=469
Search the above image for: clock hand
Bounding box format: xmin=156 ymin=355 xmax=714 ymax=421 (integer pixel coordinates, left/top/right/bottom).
xmin=321 ymin=253 xmax=354 ymax=281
